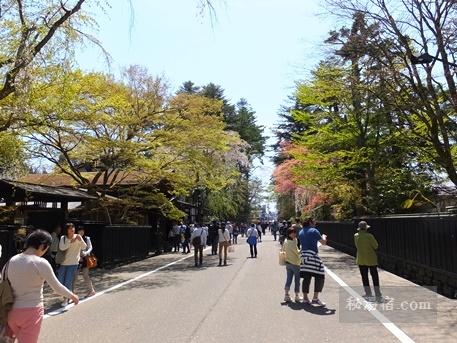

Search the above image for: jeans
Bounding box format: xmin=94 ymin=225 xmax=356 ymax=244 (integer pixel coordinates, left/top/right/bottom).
xmin=233 ymin=234 xmax=238 ymax=244
xmin=249 ymin=244 xmax=257 ymax=257
xmin=57 ymin=264 xmax=78 ymax=291
xmin=359 ymin=265 xmax=381 ymax=296
xmin=285 ymin=263 xmax=300 ymax=293
xmin=302 ymin=272 xmax=325 ymax=294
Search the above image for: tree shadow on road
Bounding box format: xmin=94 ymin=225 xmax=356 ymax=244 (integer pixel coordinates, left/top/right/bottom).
xmin=321 ymin=253 xmax=355 ymax=270
xmin=44 ymin=253 xmax=230 ymax=311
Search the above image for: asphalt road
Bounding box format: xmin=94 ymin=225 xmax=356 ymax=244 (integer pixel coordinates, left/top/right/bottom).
xmin=40 ymin=233 xmax=457 ymax=343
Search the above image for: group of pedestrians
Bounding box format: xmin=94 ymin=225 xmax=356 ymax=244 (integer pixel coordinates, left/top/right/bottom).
xmin=281 ymin=218 xmax=327 ymax=306
xmin=169 ymin=221 xmax=238 ymax=267
xmin=55 ymin=224 xmax=96 ymax=306
xmin=2 ymin=223 xmax=98 ymax=343
xmin=281 ymin=217 xmax=382 ymax=307
xmin=168 ymin=220 xmax=269 ymax=267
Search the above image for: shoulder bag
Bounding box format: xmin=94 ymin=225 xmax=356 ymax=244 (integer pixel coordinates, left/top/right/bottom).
xmin=54 ymin=236 xmax=67 ymax=265
xmin=0 ymin=262 xmax=14 ymax=325
xmin=278 ymin=247 xmax=287 ymax=266
xmin=246 ymin=230 xmax=257 ymax=245
xmin=192 ymin=229 xmax=204 ymax=247
xmin=85 ymin=254 xmax=98 ymax=269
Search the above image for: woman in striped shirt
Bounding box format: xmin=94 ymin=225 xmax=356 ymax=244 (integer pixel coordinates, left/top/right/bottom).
xmin=298 ymin=218 xmax=327 ymax=306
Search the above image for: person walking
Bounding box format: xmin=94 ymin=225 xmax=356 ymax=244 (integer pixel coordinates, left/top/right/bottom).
xmin=191 ymin=224 xmax=208 ymax=267
xmin=261 ymin=222 xmax=267 ymax=236
xmin=256 ymin=223 xmax=262 ymax=242
xmin=57 ymin=223 xmax=86 ymax=306
xmin=272 ymin=221 xmax=279 ymax=241
xmin=283 ymin=227 xmax=301 ymax=302
xmin=246 ymin=224 xmax=259 ymax=258
xmin=50 ymin=225 xmax=61 ymax=261
xmin=75 ymin=228 xmax=96 ymax=297
xmin=354 ymin=221 xmax=382 ymax=300
xmin=218 ymin=224 xmax=230 ymax=266
xmin=226 ymin=221 xmax=233 ymax=244
xmin=279 ymin=220 xmax=287 ymax=246
xmin=208 ymin=221 xmax=218 ymax=255
xmin=182 ymin=223 xmax=191 ymax=254
xmin=6 ymin=230 xmax=79 ymax=343
xmin=232 ymin=224 xmax=239 ymax=244
xmin=299 ymin=218 xmax=327 ymax=306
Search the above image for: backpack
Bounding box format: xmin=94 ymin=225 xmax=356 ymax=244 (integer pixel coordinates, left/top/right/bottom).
xmin=192 ymin=229 xmax=203 ymax=247
xmin=184 ymin=226 xmax=191 ymax=239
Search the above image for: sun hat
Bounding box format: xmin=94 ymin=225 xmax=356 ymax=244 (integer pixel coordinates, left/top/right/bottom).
xmin=358 ymin=221 xmax=370 ymax=230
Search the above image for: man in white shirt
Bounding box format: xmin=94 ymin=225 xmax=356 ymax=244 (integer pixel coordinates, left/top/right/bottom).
xmin=170 ymin=223 xmax=181 ymax=252
xmin=225 ymin=221 xmax=233 ymax=244
xmin=190 ymin=224 xmax=208 ymax=267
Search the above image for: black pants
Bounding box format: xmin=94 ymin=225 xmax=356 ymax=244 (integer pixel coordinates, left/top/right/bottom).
xmin=359 ymin=265 xmax=381 ymax=296
xmin=249 ymin=244 xmax=257 ymax=257
xmin=301 ymin=272 xmax=325 ymax=294
xmin=194 ymin=245 xmax=203 ymax=266
xmin=273 ymin=231 xmax=277 ymax=241
xmin=211 ymin=238 xmax=218 ymax=255
xmin=182 ymin=239 xmax=190 ymax=253
xmin=173 ymin=236 xmax=180 ymax=252
xmin=233 ymin=234 xmax=238 ymax=244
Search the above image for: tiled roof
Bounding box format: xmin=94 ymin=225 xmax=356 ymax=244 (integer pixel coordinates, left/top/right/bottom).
xmin=0 ymin=179 xmax=97 ymax=202
xmin=21 ymin=172 xmax=142 ymax=187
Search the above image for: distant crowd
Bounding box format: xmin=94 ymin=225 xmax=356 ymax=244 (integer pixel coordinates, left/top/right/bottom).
xmin=168 ymin=221 xmax=269 ymax=266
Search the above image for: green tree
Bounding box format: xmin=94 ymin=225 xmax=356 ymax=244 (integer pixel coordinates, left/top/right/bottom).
xmin=225 ymin=99 xmax=265 ymax=162
xmin=24 ymin=67 xmax=243 ymax=220
xmin=326 ymin=0 xmax=457 ymax=189
xmin=274 ymin=15 xmax=436 ymax=218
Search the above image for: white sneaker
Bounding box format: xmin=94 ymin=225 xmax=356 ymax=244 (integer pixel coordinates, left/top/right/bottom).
xmin=311 ymin=299 xmax=326 ymax=307
xmin=61 ymin=299 xmax=69 ymax=307
xmin=295 ymin=294 xmax=302 ymax=302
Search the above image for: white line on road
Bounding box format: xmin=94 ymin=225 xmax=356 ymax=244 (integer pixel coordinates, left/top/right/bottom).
xmin=44 ymin=249 xmax=208 ymax=319
xmin=325 ymin=267 xmax=415 ymax=343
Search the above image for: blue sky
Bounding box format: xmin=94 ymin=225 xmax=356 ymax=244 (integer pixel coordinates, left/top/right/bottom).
xmin=77 ymin=0 xmax=335 ymax=190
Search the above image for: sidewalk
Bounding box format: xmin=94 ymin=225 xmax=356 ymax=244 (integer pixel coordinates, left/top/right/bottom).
xmin=319 ymin=245 xmax=457 ymax=342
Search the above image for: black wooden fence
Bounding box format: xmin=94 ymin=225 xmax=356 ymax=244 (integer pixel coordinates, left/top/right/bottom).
xmin=0 ymin=226 xmax=17 ymax=268
xmin=0 ymin=221 xmax=171 ymax=269
xmin=318 ymin=214 xmax=457 ymax=298
xmin=75 ymin=222 xmax=170 ymax=267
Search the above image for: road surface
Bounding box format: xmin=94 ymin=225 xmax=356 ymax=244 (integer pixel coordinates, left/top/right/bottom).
xmin=40 ymin=233 xmax=457 ymax=343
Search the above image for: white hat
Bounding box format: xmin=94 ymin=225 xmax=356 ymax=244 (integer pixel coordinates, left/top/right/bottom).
xmin=358 ymin=221 xmax=370 ymax=230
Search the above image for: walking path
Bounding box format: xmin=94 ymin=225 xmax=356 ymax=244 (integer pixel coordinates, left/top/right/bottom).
xmin=40 ymin=233 xmax=457 ymax=342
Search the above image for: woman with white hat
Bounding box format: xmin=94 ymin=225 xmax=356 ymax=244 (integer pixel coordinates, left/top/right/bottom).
xmin=354 ymin=221 xmax=382 ymax=300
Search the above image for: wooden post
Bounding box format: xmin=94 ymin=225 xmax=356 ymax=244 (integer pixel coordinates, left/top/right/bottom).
xmin=61 ymin=201 xmax=68 ymax=219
